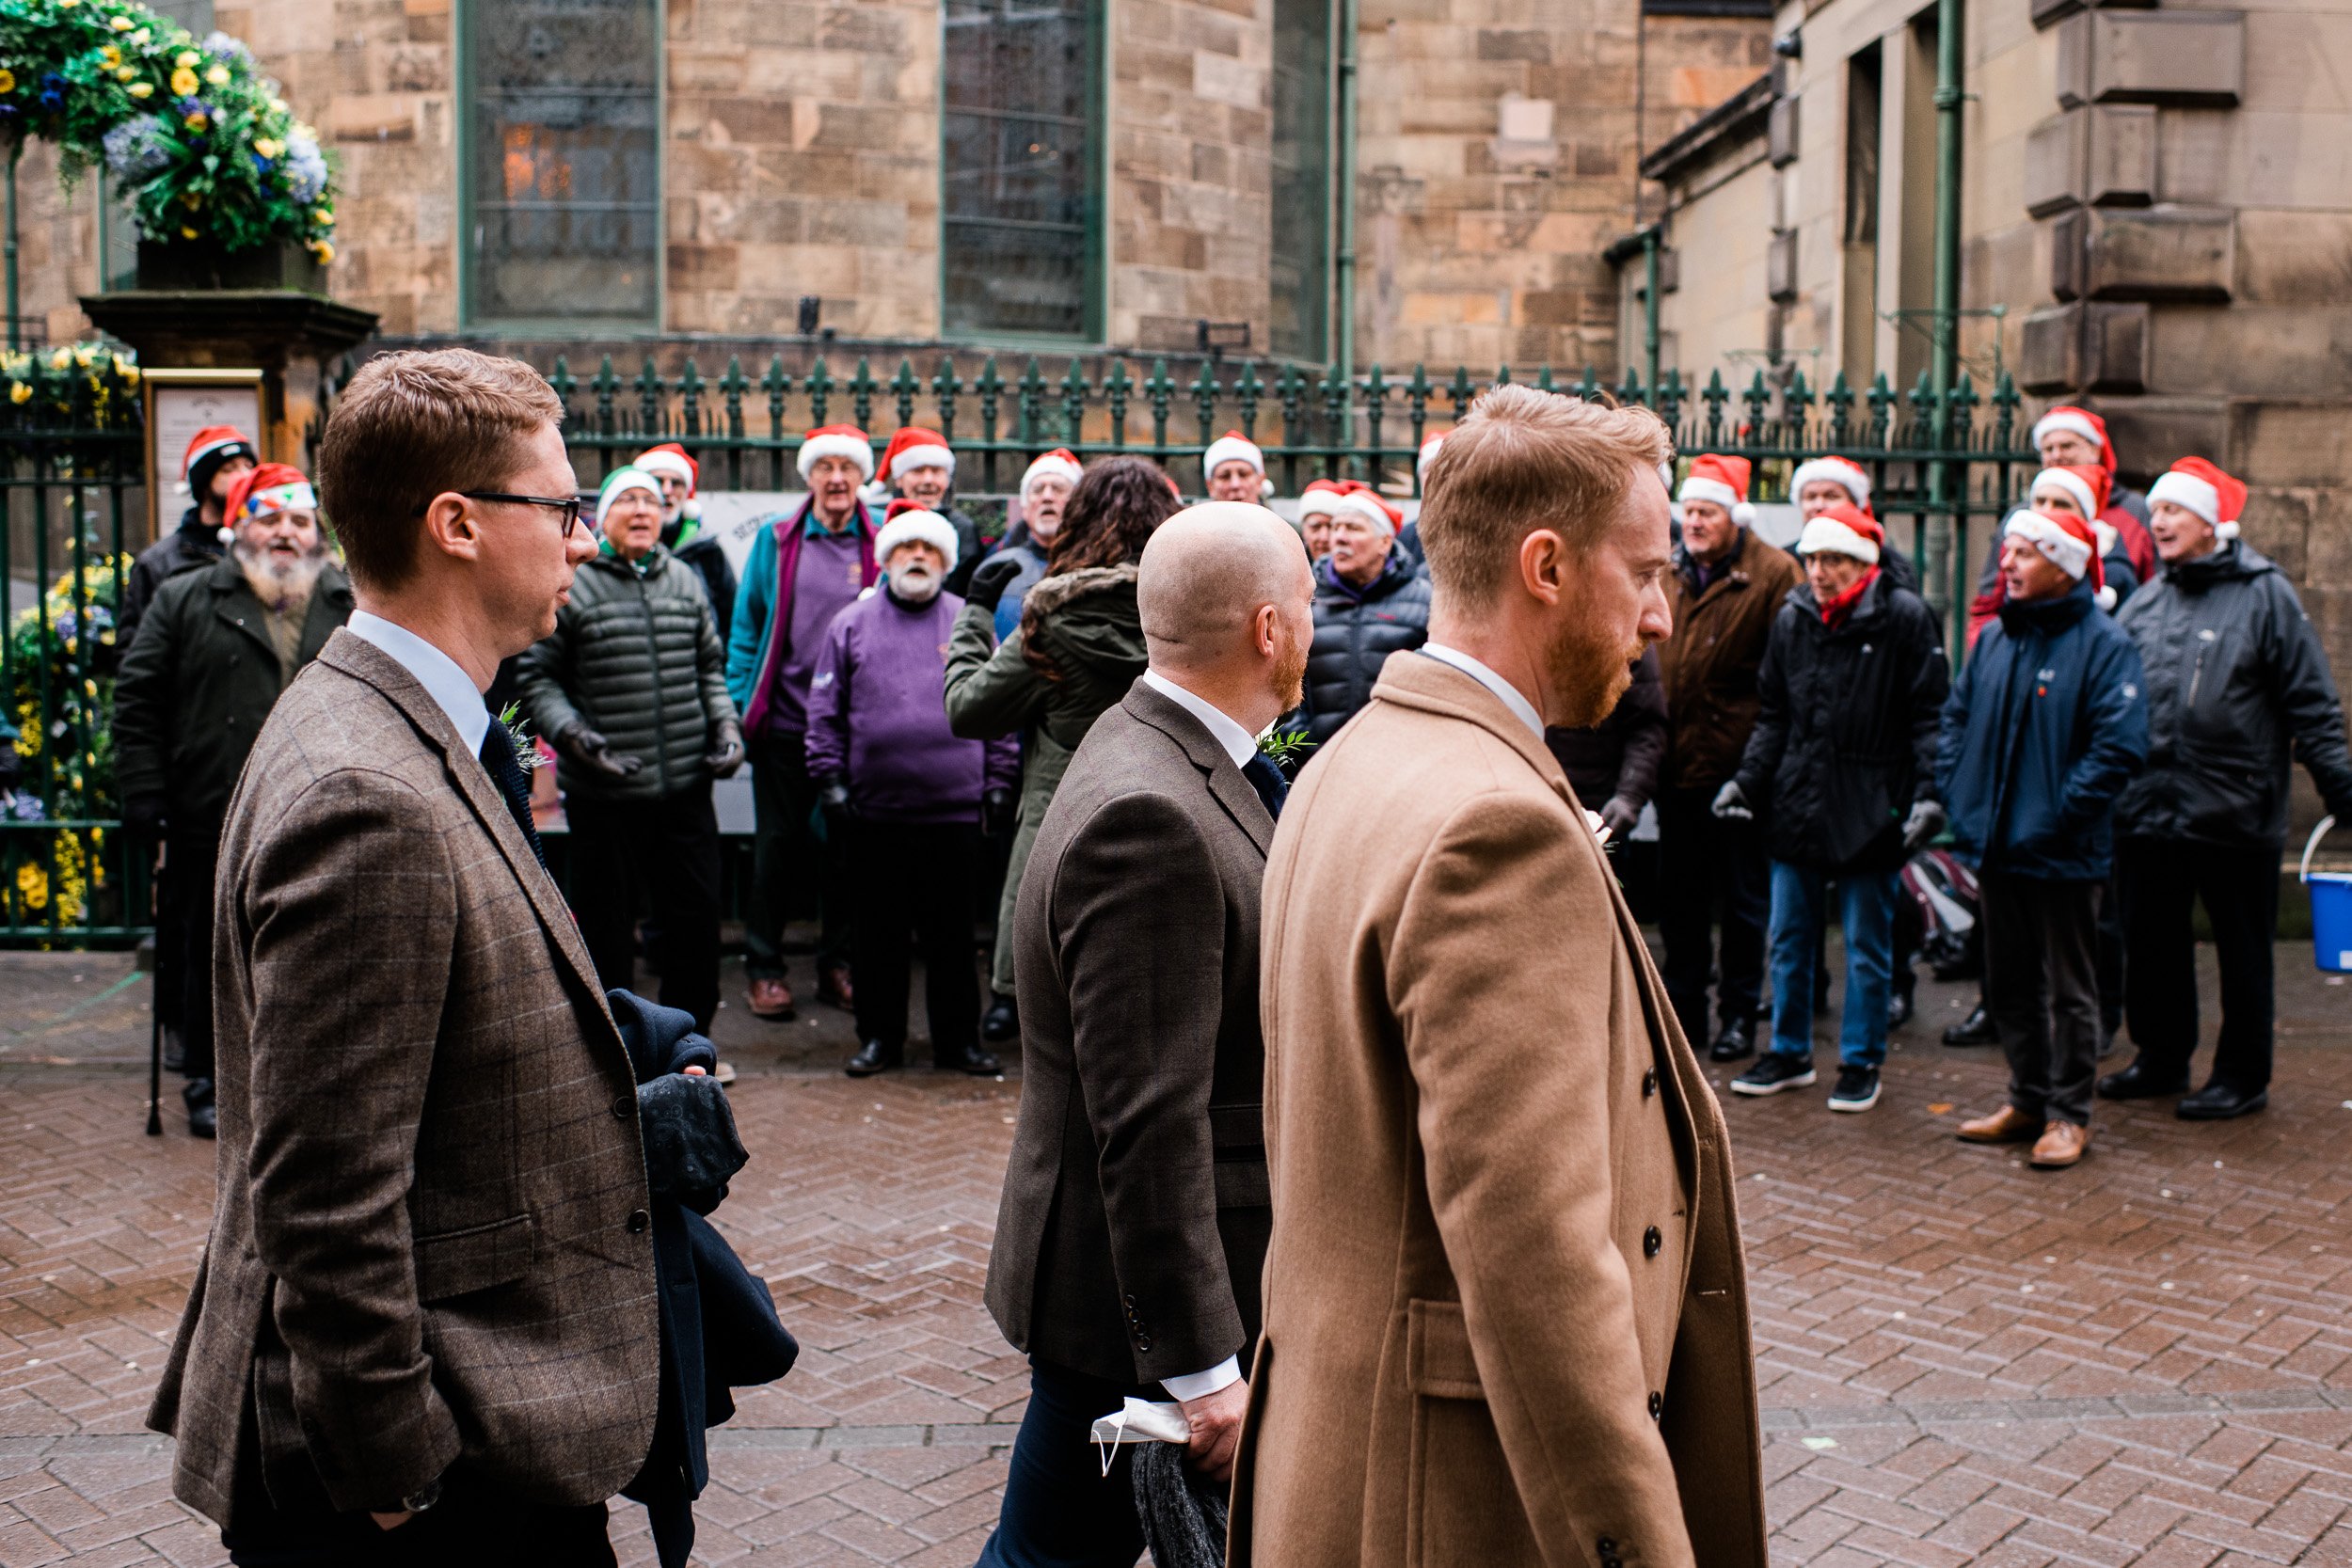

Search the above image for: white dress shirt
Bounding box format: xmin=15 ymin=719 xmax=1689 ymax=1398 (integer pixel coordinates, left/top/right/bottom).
xmin=1419 ymin=642 xmax=1545 ymax=738
xmin=346 ymin=611 xmax=493 ymax=758
xmin=1131 ymin=667 xmax=1252 ymax=1402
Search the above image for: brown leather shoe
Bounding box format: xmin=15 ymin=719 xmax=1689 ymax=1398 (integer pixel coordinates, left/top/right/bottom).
xmin=747 ymin=976 xmax=796 ymax=1020
xmin=2029 ymin=1119 xmax=2090 ymax=1169
xmin=818 ymin=962 xmax=855 ymax=1011
xmin=1956 ymin=1104 xmax=2041 ymax=1144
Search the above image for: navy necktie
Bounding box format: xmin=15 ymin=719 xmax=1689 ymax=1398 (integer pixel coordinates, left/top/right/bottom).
xmin=477 ymin=726 xmax=548 ymax=870
xmin=1241 ymin=752 xmax=1289 ymax=821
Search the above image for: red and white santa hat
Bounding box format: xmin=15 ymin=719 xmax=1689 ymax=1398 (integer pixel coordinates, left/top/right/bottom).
xmin=2030 ymin=405 xmax=2117 ymax=477
xmin=1203 ymin=430 xmax=1275 ymax=499
xmin=1677 ymin=453 xmax=1756 ymax=528
xmin=1020 ymin=448 xmax=1084 ymax=499
xmin=1788 ymin=454 xmax=1873 ymax=513
xmin=1796 ymin=500 xmax=1884 ymax=565
xmin=222 ymin=462 xmax=315 ymax=524
xmin=1295 ymin=478 xmax=1351 ymax=519
xmin=1416 ymin=434 xmax=1447 ymax=483
xmin=2147 ymin=456 xmax=2247 ymax=543
xmin=2006 ymin=506 xmax=2114 ymax=608
xmin=180 ymin=424 xmax=259 ymax=499
xmin=1333 ymin=487 xmax=1403 ymax=537
xmin=2027 ymin=463 xmax=2108 ymax=522
xmin=796 ymin=424 xmax=875 ymax=482
xmin=880 ymin=426 xmax=955 ymax=483
xmin=873 ymin=497 xmax=961 ymax=573
xmin=634 ymin=442 xmax=702 ymax=520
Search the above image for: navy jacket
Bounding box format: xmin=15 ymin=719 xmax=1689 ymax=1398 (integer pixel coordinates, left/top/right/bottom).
xmin=1937 ymin=579 xmax=2149 ymax=881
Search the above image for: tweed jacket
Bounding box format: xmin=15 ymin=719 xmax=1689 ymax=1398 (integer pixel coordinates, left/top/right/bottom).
xmin=146 ymin=629 xmax=661 ymax=1528
xmin=1232 ymin=651 xmax=1768 ymax=1568
xmin=983 ymin=677 xmax=1275 ymax=1386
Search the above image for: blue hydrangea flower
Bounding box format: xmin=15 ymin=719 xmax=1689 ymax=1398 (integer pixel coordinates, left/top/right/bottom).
xmin=283 ymin=133 xmax=327 ymax=205
xmin=200 ymin=31 xmax=255 ymax=70
xmin=103 ymin=116 xmax=176 ymax=182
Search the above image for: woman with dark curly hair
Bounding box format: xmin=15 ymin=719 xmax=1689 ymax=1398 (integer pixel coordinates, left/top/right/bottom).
xmin=947 ymin=455 xmax=1182 ymax=1039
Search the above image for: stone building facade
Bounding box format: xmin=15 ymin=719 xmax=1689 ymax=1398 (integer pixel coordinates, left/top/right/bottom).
xmin=11 ymin=0 xmax=1767 ymax=377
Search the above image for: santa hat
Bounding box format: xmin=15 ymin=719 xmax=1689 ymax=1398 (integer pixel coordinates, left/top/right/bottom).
xmin=1020 ymin=448 xmax=1084 ymax=499
xmin=878 ymin=426 xmax=955 ymax=484
xmin=1795 ymin=501 xmax=1884 ymax=565
xmin=2005 ymin=507 xmax=2114 ymax=608
xmin=2027 ymin=464 xmax=2108 ymax=522
xmin=596 ymin=466 xmax=664 ymax=527
xmin=182 ymin=424 xmax=258 ymax=499
xmin=1333 ymin=488 xmax=1403 ymax=537
xmin=222 ymin=463 xmax=315 ymax=526
xmin=2147 ymin=456 xmax=2247 ymax=543
xmin=1203 ymin=430 xmax=1275 ymax=499
xmin=2030 ymin=405 xmax=2117 ymax=476
xmin=1788 ymin=454 xmax=1873 ymax=513
xmin=633 ymin=442 xmax=703 ymax=521
xmin=1296 ymin=478 xmax=1350 ymax=519
xmin=1678 ymin=454 xmax=1757 ymax=528
xmin=796 ymin=424 xmax=875 ymax=482
xmin=1416 ymin=434 xmax=1447 ymax=483
xmin=873 ymin=498 xmax=961 ymax=574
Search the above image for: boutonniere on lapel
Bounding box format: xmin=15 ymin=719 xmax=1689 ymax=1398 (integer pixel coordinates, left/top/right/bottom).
xmin=1255 ymin=727 xmax=1314 ymax=778
xmin=497 ymin=702 xmax=548 ymax=772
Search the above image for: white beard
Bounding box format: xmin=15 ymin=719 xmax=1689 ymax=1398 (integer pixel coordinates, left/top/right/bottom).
xmin=234 ymin=539 xmax=326 ymax=612
xmin=890 ymin=565 xmax=943 ymax=604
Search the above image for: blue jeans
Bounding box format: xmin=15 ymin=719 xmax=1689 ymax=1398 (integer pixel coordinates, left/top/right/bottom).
xmin=1767 ymin=862 xmax=1899 ymax=1068
xmin=974 ymin=1360 xmax=1152 ymax=1568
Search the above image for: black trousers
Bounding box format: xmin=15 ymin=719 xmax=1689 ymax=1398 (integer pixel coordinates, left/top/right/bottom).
xmin=1981 ymin=870 xmax=2103 ymax=1127
xmin=1656 ymin=785 xmax=1770 ymax=1036
xmin=163 ymin=819 xmax=223 ymax=1085
xmin=849 ymin=817 xmax=982 ymax=1060
xmin=564 ymin=788 xmax=723 ymax=1033
xmin=2117 ymin=836 xmax=2280 ymax=1092
xmin=220 ymin=1467 xmax=614 ymax=1567
xmin=746 ymin=736 xmax=850 ymax=980
xmin=973 ymin=1360 xmax=1154 ymax=1568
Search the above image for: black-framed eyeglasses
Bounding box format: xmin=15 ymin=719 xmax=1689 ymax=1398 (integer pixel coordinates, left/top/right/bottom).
xmin=416 ymin=491 xmax=587 ymax=538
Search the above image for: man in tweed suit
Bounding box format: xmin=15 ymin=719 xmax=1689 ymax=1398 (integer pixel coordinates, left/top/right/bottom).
xmin=147 ymin=350 xmax=661 ymax=1565
xmin=977 ymin=503 xmax=1314 ymax=1567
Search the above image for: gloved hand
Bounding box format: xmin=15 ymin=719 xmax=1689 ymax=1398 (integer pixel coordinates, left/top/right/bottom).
xmin=704 ymin=721 xmax=746 ymax=780
xmin=964 ymin=553 xmax=1025 ymax=613
xmin=981 ymin=785 xmax=1016 ymax=840
xmin=1901 ymin=799 xmax=1947 ymax=853
xmin=122 ymin=793 xmax=167 ymax=839
xmin=1711 ymin=780 xmax=1753 ymax=821
xmin=1599 ymin=795 xmax=1642 ymax=842
xmin=556 ymin=722 xmax=644 ymax=780
xmin=816 ymin=772 xmax=852 ymax=837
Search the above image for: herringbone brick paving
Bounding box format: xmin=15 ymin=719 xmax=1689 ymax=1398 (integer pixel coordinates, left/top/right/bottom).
xmin=3 ymin=948 xmax=2349 ymax=1563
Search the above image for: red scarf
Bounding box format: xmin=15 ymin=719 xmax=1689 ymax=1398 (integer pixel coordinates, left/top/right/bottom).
xmin=1820 ymin=566 xmax=1880 ymax=628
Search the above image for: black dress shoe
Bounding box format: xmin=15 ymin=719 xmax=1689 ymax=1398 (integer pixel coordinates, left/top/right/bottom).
xmin=2097 ymin=1060 xmax=2189 ymax=1101
xmin=2176 ymin=1081 xmax=2267 ymax=1120
xmin=981 ymin=993 xmax=1019 ymax=1042
xmin=1708 ymin=1020 xmax=1756 ymax=1063
xmin=162 ymin=1025 xmax=185 ymax=1074
xmin=1943 ymin=1002 xmax=1996 ymax=1046
xmin=1887 ymin=982 xmax=1915 ymax=1030
xmin=937 ymin=1042 xmax=1002 ymax=1076
xmin=183 ymin=1077 xmax=217 ymax=1140
xmin=844 ymin=1039 xmax=901 ymax=1077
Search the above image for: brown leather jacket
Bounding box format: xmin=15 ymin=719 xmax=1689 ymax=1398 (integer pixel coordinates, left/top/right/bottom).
xmin=1658 ymin=529 xmax=1802 ymax=793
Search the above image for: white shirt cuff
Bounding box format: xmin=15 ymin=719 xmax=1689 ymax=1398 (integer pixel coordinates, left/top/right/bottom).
xmin=1161 ymin=1356 xmax=1243 ymax=1402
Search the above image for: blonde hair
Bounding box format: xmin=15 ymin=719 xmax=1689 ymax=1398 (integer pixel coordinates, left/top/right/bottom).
xmin=315 ymin=349 xmax=566 ymax=590
xmin=1417 ymin=384 xmax=1673 ymax=604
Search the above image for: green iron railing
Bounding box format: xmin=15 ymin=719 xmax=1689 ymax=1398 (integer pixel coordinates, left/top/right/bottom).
xmin=18 ymin=351 xmax=2034 ymax=944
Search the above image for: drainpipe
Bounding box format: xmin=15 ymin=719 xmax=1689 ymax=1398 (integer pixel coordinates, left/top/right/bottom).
xmin=1643 ymin=225 xmax=1661 ymax=398
xmin=1334 ymin=0 xmax=1358 ymax=388
xmin=6 ymin=142 xmax=20 ymax=353
xmin=1927 ymin=0 xmax=1964 ymax=646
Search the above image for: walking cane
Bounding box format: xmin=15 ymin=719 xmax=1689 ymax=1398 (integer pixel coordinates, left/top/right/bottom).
xmin=146 ymin=845 xmax=164 ymax=1136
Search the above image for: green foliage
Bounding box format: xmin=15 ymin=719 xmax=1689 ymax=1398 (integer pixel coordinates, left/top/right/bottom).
xmin=0 ymin=0 xmax=339 ymax=259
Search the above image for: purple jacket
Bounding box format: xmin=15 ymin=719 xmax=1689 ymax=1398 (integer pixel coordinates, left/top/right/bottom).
xmin=804 ymin=586 xmax=1020 ymax=823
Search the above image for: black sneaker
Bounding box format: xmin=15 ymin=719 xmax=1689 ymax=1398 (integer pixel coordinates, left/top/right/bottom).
xmin=1730 ymin=1054 xmax=1816 ymax=1096
xmin=1827 ymin=1065 xmax=1882 ymax=1113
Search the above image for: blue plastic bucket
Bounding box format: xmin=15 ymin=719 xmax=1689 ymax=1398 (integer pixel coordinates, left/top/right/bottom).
xmin=2301 ymin=816 xmax=2352 ymax=973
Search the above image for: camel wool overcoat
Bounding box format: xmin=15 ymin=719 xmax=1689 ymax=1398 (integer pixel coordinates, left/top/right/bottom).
xmin=1231 ymin=650 xmax=1768 ymax=1568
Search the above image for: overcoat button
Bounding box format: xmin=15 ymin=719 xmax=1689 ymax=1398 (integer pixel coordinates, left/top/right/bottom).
xmin=1644 ymin=1226 xmax=1662 ymax=1259
xmin=1642 ymin=1069 xmax=1657 ymax=1098
xmin=1648 ymin=1390 xmax=1663 ymax=1419
xmin=627 ymin=1209 xmax=650 ymax=1233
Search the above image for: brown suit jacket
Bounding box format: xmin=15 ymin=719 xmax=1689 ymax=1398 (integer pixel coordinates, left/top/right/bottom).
xmin=983 ymin=677 xmax=1274 ymax=1386
xmin=1232 ymin=652 xmax=1767 ymax=1568
xmin=1659 ymin=528 xmax=1802 ymax=791
xmin=147 ymin=629 xmax=661 ymax=1527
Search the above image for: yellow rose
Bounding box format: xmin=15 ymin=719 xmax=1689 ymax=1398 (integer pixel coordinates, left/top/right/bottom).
xmin=176 ymin=49 xmax=200 ymax=67
xmin=204 ymin=64 xmax=229 ymax=86
xmin=180 ymin=225 xmax=199 ymax=240
xmin=170 ymin=66 xmax=199 ymax=95
xmin=115 ymin=65 xmax=134 ymax=80
xmin=8 ymin=384 xmax=29 ymax=405
xmin=183 ymin=111 xmax=209 ymax=132
xmin=99 ymin=46 xmax=119 ymax=68
xmin=0 ymin=69 xmax=15 ymax=94
xmin=111 ymin=13 xmax=134 ymax=28
xmin=253 ymin=136 xmax=281 ymax=158
xmin=310 ymin=240 xmax=335 ymax=263
xmin=130 ymin=27 xmax=150 ymax=43
xmin=126 ymin=80 xmax=151 ymax=97
xmin=314 ymin=208 xmax=334 ymax=226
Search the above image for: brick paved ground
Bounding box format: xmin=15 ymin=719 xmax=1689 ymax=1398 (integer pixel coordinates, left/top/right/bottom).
xmin=5 ymin=942 xmax=2351 ymax=1565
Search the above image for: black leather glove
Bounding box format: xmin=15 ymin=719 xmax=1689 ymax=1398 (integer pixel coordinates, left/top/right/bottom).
xmin=982 ymin=785 xmax=1016 ymax=840
xmin=1598 ymin=795 xmax=1642 ymax=841
xmin=816 ymin=772 xmax=852 ymax=836
xmin=1901 ymin=799 xmax=1948 ymax=854
xmin=122 ymin=793 xmax=167 ymax=839
xmin=964 ymin=553 xmax=1025 ymax=613
xmin=556 ymin=721 xmax=644 ymax=780
xmin=705 ymin=721 xmax=746 ymax=780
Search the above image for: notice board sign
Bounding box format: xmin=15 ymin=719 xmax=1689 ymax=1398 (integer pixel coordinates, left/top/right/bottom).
xmin=143 ymin=369 xmax=264 ymax=545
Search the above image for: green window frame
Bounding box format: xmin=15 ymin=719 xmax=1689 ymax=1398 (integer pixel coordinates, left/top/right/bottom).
xmin=1270 ymin=0 xmax=1332 ymax=363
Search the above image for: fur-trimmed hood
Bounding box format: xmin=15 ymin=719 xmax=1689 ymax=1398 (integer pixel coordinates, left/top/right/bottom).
xmin=1020 ymin=563 xmax=1145 ymax=683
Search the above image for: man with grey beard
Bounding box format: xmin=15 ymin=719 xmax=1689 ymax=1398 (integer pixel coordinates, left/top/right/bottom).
xmin=115 ymin=462 xmax=353 ymax=1136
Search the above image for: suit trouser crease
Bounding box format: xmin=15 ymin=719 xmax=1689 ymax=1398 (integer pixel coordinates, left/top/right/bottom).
xmin=1656 ymin=786 xmax=1770 ymax=1033
xmin=2117 ymin=836 xmax=2279 ymax=1091
xmin=746 ymin=736 xmax=850 ymax=978
xmin=564 ymin=787 xmax=724 ymax=1033
xmin=847 ymin=816 xmax=982 ymax=1059
xmin=1766 ymin=862 xmax=1899 ymax=1068
xmin=1981 ymin=870 xmax=2103 ymax=1127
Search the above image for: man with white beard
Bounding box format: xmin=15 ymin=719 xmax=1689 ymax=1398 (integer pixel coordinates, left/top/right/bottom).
xmin=804 ymin=501 xmax=1019 ymax=1077
xmin=114 ymin=462 xmax=354 ymax=1136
